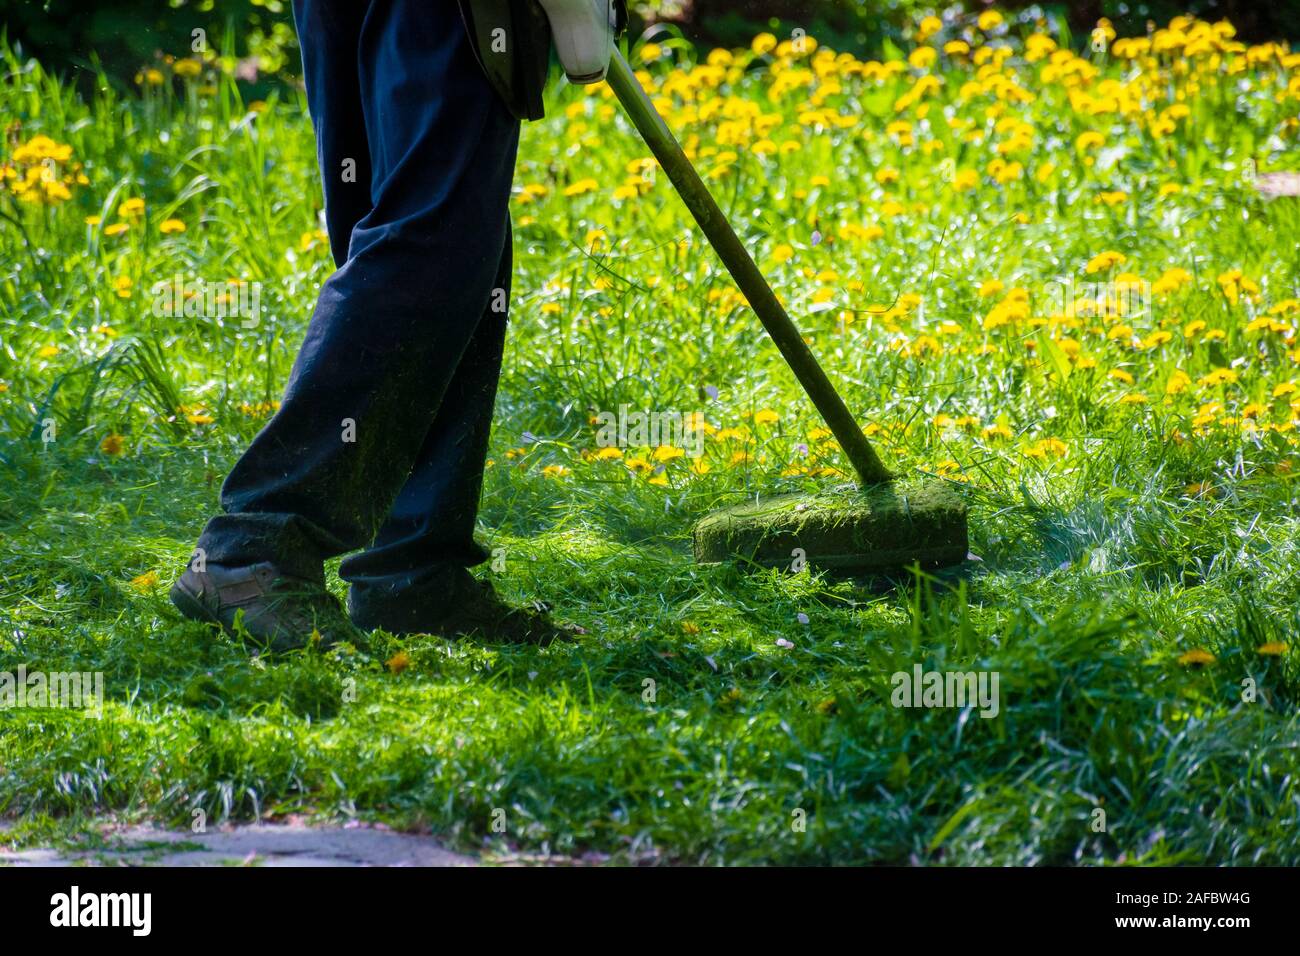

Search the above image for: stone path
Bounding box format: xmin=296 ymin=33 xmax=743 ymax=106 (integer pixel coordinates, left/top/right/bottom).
xmin=0 ymin=822 xmax=476 ymax=867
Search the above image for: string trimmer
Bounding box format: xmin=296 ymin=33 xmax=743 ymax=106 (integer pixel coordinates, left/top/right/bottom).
xmin=543 ymin=2 xmax=969 ymax=572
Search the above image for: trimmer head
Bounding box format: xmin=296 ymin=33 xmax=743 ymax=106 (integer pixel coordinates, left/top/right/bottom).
xmin=693 ymin=479 xmax=968 ymax=574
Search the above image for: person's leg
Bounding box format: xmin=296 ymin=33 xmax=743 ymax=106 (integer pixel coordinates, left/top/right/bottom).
xmin=339 ymin=214 xmax=578 ymax=645
xmin=177 ymin=0 xmax=519 ymax=646
xmin=294 ymin=0 xmax=373 ymax=267
xmin=197 ymin=0 xmax=518 ymax=573
xmin=339 ymin=224 xmax=511 ymax=620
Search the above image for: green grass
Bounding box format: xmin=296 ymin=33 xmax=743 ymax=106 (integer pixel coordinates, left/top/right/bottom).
xmin=2 ymin=12 xmax=1300 ymax=863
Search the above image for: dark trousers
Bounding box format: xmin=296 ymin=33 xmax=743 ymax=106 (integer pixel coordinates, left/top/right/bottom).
xmin=197 ymin=0 xmax=520 ymax=606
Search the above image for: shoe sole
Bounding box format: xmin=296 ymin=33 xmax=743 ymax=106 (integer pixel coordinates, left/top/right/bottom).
xmin=171 ymin=571 xmax=363 ymax=655
xmin=172 ymin=584 xmax=304 ymax=652
xmin=171 ymin=581 xmax=271 ymax=648
xmin=170 ymin=580 xmax=221 ymax=627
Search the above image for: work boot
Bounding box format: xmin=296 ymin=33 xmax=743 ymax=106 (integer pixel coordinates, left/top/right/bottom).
xmin=348 ymin=573 xmax=579 ymax=646
xmin=170 ymin=561 xmax=359 ymax=653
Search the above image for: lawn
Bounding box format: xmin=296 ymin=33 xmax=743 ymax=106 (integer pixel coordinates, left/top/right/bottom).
xmin=1 ymin=10 xmax=1299 ymax=864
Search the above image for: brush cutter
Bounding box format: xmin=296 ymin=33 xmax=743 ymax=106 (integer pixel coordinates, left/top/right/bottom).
xmin=538 ymin=0 xmax=969 ymax=573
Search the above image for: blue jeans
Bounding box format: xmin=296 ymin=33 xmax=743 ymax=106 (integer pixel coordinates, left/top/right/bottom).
xmin=197 ymin=0 xmax=521 ymax=608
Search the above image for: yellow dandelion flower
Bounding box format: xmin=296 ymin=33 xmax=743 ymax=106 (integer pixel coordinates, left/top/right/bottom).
xmin=952 ymin=167 xmax=978 ymax=190
xmin=1197 ymin=367 xmax=1238 ymax=388
xmin=1085 ymin=251 xmax=1126 ymax=274
xmin=1075 ymin=131 xmax=1106 ymax=151
xmin=563 ymin=178 xmax=599 ymax=197
xmin=908 ymin=46 xmax=938 ymax=70
xmin=129 ymin=570 xmax=160 ymax=591
xmin=1166 ymin=370 xmax=1191 ymax=395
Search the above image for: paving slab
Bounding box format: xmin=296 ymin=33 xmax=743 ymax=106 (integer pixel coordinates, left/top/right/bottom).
xmin=0 ymin=822 xmax=476 ymax=867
